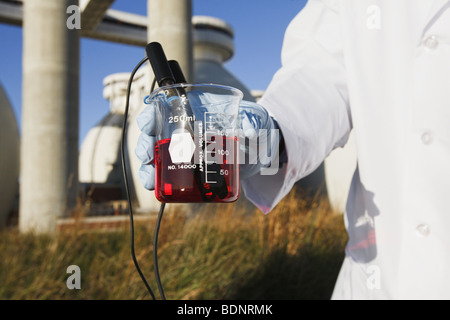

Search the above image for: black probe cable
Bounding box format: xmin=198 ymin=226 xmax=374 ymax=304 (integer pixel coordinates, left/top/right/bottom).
xmin=149 ymin=77 xmax=167 ymax=301
xmin=121 ymin=56 xmax=167 ymax=300
xmin=154 ymin=201 xmax=166 ymax=300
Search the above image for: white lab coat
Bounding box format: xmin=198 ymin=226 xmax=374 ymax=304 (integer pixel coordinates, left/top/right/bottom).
xmin=241 ymin=0 xmax=450 ymax=299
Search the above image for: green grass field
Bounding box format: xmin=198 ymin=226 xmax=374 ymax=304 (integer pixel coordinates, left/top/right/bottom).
xmin=0 ymin=190 xmax=348 ymax=300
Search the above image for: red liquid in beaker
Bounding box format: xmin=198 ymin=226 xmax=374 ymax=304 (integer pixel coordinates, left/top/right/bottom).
xmin=154 ymin=137 xmax=239 ymax=203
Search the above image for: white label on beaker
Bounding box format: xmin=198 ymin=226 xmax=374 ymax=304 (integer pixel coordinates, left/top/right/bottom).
xmin=168 ymin=131 xmax=196 ymax=164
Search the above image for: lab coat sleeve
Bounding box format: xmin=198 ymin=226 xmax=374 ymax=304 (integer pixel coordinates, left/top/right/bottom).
xmin=241 ymin=0 xmax=352 ymax=214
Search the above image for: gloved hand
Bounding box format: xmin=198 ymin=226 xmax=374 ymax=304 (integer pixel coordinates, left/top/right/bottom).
xmin=135 ymin=93 xmax=282 ymax=191
xmin=238 ymin=100 xmax=282 ymax=178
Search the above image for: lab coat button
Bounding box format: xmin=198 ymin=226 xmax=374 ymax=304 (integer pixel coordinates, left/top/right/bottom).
xmin=424 ymin=35 xmax=438 ymax=49
xmin=421 ymin=131 xmax=433 ymax=145
xmin=416 ymin=224 xmax=430 ymax=237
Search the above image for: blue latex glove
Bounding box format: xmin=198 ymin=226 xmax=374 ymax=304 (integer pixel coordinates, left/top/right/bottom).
xmin=135 ymin=93 xmax=282 ymax=191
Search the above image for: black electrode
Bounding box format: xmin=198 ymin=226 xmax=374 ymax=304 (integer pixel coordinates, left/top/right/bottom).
xmin=168 ymin=60 xmax=187 ymax=84
xmin=146 ymin=42 xmax=175 ymax=87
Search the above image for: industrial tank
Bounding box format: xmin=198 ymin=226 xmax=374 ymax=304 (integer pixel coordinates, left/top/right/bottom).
xmin=0 ymin=82 xmax=20 ymax=227
xmin=79 ymin=72 xmax=146 ymax=204
xmin=192 ymin=16 xmax=255 ymax=102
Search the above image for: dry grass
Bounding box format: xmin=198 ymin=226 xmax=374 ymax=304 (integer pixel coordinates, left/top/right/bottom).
xmin=0 ymin=188 xmax=347 ymax=300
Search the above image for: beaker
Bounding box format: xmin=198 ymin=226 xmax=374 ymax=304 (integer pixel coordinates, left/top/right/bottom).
xmin=148 ymin=83 xmax=243 ymax=203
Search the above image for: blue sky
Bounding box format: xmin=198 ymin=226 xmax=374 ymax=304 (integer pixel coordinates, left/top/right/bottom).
xmin=0 ymin=0 xmax=307 ymax=144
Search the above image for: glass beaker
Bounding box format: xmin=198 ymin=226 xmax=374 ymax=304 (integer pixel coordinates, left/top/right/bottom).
xmin=148 ymin=83 xmax=243 ymax=203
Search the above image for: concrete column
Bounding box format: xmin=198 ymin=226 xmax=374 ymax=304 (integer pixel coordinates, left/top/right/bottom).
xmin=147 ymin=0 xmax=193 ymax=82
xmin=20 ymin=0 xmax=80 ymax=234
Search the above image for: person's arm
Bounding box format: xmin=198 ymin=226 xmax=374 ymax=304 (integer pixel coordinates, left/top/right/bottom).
xmin=241 ymin=0 xmax=352 ymax=213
